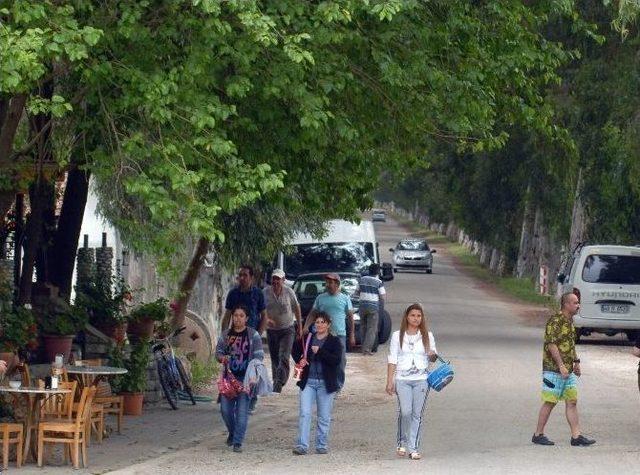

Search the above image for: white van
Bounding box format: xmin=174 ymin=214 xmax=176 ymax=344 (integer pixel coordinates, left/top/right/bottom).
xmin=274 ymin=219 xmax=393 ymax=284
xmin=558 ymin=244 xmax=640 ymax=341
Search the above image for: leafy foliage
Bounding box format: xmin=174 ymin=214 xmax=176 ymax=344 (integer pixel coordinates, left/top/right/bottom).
xmin=36 ymin=298 xmax=88 ymax=336
xmin=0 ymin=306 xmax=37 ymax=352
xmin=119 ymin=338 xmax=151 ymax=394
xmin=130 ymin=298 xmax=170 ymax=323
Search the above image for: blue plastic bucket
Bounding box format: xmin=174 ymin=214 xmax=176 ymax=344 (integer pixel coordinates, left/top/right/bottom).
xmin=426 ymin=356 xmax=454 ymax=392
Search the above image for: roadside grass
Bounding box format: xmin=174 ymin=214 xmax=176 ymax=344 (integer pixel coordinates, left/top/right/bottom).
xmin=390 ymin=211 xmax=553 ymax=307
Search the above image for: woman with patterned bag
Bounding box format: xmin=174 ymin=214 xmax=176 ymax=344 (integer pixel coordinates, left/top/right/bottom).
xmin=215 ymin=304 xmax=264 ymax=453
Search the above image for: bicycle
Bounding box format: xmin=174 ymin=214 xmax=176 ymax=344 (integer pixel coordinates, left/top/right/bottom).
xmin=151 ymin=326 xmax=196 ymax=410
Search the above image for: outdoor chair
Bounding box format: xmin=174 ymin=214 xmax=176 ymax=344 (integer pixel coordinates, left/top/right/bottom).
xmin=37 ymin=385 xmax=96 ymax=469
xmin=38 ymin=380 xmax=78 ymax=420
xmin=0 ymin=422 xmax=23 ymax=469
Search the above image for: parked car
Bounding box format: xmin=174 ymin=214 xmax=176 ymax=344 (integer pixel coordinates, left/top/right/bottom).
xmin=389 ymin=238 xmax=436 ymax=274
xmin=372 ymin=209 xmax=386 ymax=222
xmin=557 ymin=244 xmax=640 ymax=342
xmin=292 ymin=272 xmax=392 ymax=351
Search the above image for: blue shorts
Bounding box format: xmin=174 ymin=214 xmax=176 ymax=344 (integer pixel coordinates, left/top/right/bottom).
xmin=541 ymin=371 xmax=578 ymax=403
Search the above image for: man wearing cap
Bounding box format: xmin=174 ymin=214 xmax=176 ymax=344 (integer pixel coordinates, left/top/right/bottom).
xmin=302 ymin=273 xmax=355 ymax=389
xmin=263 ymin=269 xmax=302 ymax=393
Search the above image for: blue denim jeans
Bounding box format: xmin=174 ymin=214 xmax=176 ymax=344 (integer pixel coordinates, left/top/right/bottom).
xmin=220 ymin=393 xmax=250 ymax=446
xmin=296 ymin=378 xmax=336 ymax=452
xmin=395 ymin=379 xmax=430 ymax=453
xmin=337 ymin=335 xmax=346 ymax=389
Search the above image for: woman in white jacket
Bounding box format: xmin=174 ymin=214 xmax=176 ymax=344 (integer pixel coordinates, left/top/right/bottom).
xmin=386 ymin=303 xmax=437 ymax=460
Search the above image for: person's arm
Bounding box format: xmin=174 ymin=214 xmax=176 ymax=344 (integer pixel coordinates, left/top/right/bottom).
xmin=215 ymin=335 xmax=228 ymax=364
xmin=258 ymin=309 xmax=268 ymax=334
xmin=548 ymin=344 xmax=569 ymax=378
xmin=0 ymin=360 xmax=6 ymax=376
xmin=303 ymin=298 xmax=319 ymax=333
xmin=251 ymin=330 xmax=265 ymax=361
xmin=294 ymin=303 xmax=302 ymax=334
xmin=386 ymin=333 xmax=399 ymax=395
xmin=379 ymin=283 xmax=386 ymax=303
xmin=386 ymin=364 xmax=397 ymax=395
xmin=347 ymin=309 xmax=355 ymax=347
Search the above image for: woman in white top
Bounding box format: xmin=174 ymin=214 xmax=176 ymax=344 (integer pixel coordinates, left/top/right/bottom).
xmin=386 ymin=303 xmax=437 ymax=460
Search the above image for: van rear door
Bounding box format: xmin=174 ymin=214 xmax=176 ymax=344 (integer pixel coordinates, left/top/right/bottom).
xmin=579 ymin=252 xmax=640 ymax=321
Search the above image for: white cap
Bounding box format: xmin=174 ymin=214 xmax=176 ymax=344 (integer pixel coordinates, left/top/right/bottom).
xmin=272 ymin=269 xmax=286 ymax=279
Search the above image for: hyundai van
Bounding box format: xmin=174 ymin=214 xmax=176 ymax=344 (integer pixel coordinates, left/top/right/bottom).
xmin=558 ymin=245 xmax=640 ymax=342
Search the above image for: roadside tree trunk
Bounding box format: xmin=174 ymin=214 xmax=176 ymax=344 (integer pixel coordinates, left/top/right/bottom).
xmin=569 ymin=168 xmax=587 ymax=251
xmin=170 ymin=236 xmax=210 ymax=329
xmin=515 ymin=184 xmax=536 ymax=278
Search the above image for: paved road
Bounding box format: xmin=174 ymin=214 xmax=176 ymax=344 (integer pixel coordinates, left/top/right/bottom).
xmin=105 ymin=217 xmax=640 ymax=473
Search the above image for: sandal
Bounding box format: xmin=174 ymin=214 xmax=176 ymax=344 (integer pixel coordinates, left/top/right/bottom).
xmin=396 ymin=447 xmax=407 ymax=457
xmin=409 ymin=452 xmax=422 ymax=460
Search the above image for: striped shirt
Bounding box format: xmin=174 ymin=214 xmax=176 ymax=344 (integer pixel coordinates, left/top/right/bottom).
xmin=357 ymin=275 xmax=386 ymax=311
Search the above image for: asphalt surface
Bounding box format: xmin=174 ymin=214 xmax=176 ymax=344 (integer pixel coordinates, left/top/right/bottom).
xmin=20 ymin=216 xmax=640 ymax=474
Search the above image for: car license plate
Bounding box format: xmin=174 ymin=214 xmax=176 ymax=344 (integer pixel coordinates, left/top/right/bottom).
xmin=600 ymin=304 xmax=630 ymax=314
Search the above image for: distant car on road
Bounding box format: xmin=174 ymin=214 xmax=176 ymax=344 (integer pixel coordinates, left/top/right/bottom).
xmin=372 ymin=209 xmax=386 ymax=222
xmin=390 ymin=238 xmax=436 ymax=274
xmin=292 ymin=272 xmax=392 ymax=350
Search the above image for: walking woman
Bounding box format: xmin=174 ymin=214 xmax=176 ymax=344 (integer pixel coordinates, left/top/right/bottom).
xmin=386 ymin=303 xmax=437 ymax=460
xmin=291 ymin=312 xmax=342 ymax=455
xmin=215 ymin=304 xmax=264 ymax=453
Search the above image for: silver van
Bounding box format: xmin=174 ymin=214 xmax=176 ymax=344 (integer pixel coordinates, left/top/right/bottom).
xmin=558 ymin=244 xmax=640 ymax=342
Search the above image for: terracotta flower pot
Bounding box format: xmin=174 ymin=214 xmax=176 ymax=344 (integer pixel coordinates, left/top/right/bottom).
xmin=122 ymin=392 xmax=144 ymax=415
xmin=42 ymin=335 xmax=74 ymax=363
xmin=96 ymin=322 xmax=128 ymax=342
xmin=127 ymin=317 xmax=155 ymax=339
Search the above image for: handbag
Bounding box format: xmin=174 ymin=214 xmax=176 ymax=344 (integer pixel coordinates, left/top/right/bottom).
xmin=217 ymin=363 xmax=244 ymax=399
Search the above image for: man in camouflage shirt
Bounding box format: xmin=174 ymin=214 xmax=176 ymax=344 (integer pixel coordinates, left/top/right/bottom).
xmin=532 ymin=292 xmax=595 ymax=447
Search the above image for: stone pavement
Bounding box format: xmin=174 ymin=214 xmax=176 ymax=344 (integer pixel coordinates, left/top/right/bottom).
xmin=15 ymin=398 xmax=223 ymax=474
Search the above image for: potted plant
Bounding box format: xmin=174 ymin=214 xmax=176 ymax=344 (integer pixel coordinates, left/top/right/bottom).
xmin=0 ymin=306 xmax=38 ymax=371
xmin=37 ymin=298 xmax=88 ymax=363
xmin=119 ymin=338 xmax=150 ymax=415
xmin=128 ymin=298 xmax=169 ymax=340
xmin=75 ymin=276 xmax=132 ymax=342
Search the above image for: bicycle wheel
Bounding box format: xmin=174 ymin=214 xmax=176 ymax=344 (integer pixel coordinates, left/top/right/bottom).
xmin=157 ymin=358 xmax=179 ymax=410
xmin=175 ymin=358 xmax=196 ymax=405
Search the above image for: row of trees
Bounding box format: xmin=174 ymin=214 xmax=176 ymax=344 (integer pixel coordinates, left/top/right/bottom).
xmin=1 ymin=1 xmax=586 ymax=324
xmin=380 ymin=1 xmax=640 ymax=280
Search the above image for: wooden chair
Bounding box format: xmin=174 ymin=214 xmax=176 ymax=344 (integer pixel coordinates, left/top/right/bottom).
xmin=37 ymin=386 xmax=96 ymax=469
xmin=0 ymin=422 xmax=23 ymax=469
xmin=66 ymin=359 xmax=108 ymax=442
xmin=38 ymin=380 xmax=78 ymax=420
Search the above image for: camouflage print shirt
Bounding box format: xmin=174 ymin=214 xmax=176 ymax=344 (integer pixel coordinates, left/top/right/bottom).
xmin=543 ymin=313 xmax=577 ymax=372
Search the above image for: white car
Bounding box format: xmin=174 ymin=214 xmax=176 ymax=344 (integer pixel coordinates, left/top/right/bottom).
xmin=389 ymin=239 xmax=436 ymax=274
xmin=372 ymin=209 xmax=386 ymax=222
xmin=558 ymin=244 xmax=640 ymax=342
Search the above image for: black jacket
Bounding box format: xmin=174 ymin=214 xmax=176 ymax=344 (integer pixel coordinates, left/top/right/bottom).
xmin=292 ymin=333 xmax=342 ymax=394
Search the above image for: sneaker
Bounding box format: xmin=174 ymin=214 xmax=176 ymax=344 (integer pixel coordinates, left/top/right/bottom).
xmin=233 ymin=444 xmax=243 ymax=453
xmin=315 ymin=448 xmax=328 ymax=454
xmin=571 ymin=435 xmax=595 ymax=446
xmin=531 ymin=433 xmax=555 ymax=445
xmin=225 ymin=434 xmax=233 ymax=446
xmin=292 ymin=447 xmax=307 ymax=455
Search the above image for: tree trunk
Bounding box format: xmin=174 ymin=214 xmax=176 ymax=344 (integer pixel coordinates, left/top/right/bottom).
xmin=49 ymin=166 xmax=91 ymax=300
xmin=18 ymin=178 xmax=55 ymax=304
xmin=515 ymin=184 xmax=536 ymax=278
xmin=569 ymin=168 xmax=587 ymax=251
xmin=170 ymin=237 xmax=210 ymax=329
xmin=0 ymin=94 xmax=26 ymax=162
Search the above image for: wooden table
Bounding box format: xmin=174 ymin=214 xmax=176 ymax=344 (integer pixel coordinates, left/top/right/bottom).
xmin=0 ymin=386 xmax=71 ymax=462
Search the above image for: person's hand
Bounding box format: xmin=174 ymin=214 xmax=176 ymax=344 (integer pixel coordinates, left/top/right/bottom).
xmin=0 ymin=360 xmax=6 ymax=376
xmin=573 ymin=362 xmax=581 ymax=377
xmin=427 ymin=350 xmax=437 ymax=363
xmin=559 ymin=364 xmax=570 ymax=379
xmin=385 ymin=381 xmax=395 ymax=396
xmin=299 ymin=357 xmax=309 ymax=367
xmin=219 ymin=355 xmax=229 ymax=365
xmin=311 ymin=345 xmax=319 ymax=354
xmin=349 ymin=334 xmax=356 ymax=349
xmin=266 ymin=318 xmax=275 ymax=329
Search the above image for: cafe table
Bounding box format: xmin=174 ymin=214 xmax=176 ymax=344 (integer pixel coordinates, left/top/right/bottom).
xmin=64 ymin=365 xmax=127 ymax=389
xmin=0 ymin=385 xmax=72 ymax=462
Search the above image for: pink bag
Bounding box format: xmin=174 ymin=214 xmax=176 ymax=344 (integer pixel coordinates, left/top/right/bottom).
xmin=217 ymin=364 xmax=243 ymax=399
